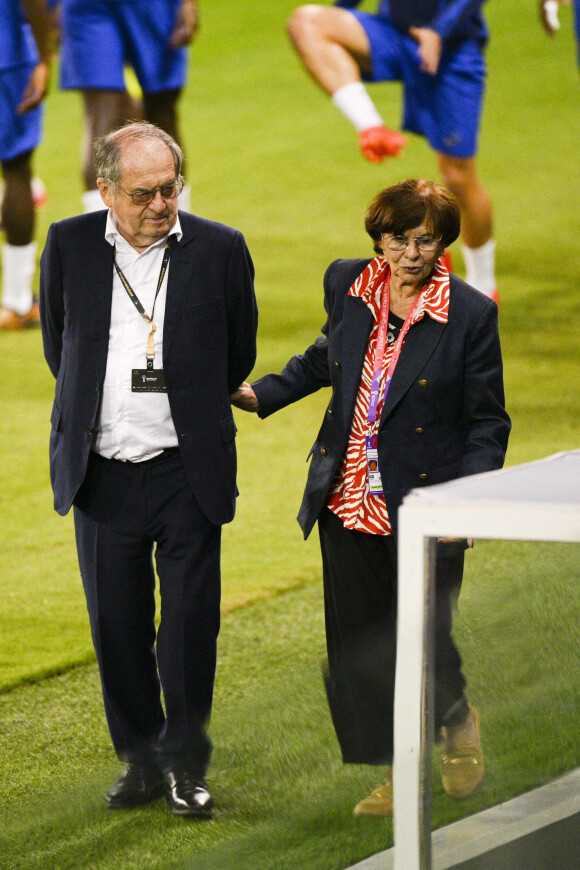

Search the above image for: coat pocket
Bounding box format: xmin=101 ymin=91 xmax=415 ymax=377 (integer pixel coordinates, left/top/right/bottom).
xmin=220 ymin=416 xmax=237 ymax=443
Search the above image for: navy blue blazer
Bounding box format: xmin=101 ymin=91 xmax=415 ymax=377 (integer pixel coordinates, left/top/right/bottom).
xmin=40 ymin=209 xmax=258 ymax=525
xmin=252 ymin=258 xmax=510 ymax=540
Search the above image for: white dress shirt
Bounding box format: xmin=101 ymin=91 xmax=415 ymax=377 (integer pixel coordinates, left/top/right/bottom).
xmin=93 ymin=211 xmax=183 ymax=462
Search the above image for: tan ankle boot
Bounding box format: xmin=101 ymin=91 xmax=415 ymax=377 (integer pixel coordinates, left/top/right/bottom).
xmin=354 ymin=768 xmax=393 ymax=816
xmin=441 ymin=703 xmax=484 ymax=798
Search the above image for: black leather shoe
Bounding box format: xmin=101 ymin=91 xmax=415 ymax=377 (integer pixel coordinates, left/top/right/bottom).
xmin=163 ymin=770 xmax=214 ymax=818
xmin=105 ymin=763 xmax=164 ymax=808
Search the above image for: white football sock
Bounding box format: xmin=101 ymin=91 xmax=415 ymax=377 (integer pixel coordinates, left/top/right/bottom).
xmin=82 ymin=188 xmax=106 ymax=213
xmin=2 ymin=242 xmax=36 ymax=314
xmin=331 ymin=82 xmax=384 ymax=132
xmin=180 ymin=182 xmax=191 ymax=213
xmin=461 ymin=239 xmax=496 ymax=297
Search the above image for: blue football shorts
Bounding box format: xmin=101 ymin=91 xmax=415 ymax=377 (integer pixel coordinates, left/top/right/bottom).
xmin=0 ymin=64 xmax=42 ymax=161
xmin=351 ymin=11 xmax=486 ymax=158
xmin=59 ymin=0 xmax=188 ymax=93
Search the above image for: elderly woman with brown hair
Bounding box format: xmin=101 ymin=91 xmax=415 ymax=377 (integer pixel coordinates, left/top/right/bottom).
xmin=232 ymin=178 xmax=510 ymax=815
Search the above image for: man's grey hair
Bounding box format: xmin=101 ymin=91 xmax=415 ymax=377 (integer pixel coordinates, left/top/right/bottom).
xmin=93 ymin=121 xmax=183 ymax=185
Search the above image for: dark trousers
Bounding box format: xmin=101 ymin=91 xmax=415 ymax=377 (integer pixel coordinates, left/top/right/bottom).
xmin=318 ymin=507 xmax=467 ymax=766
xmin=73 ymin=449 xmax=221 ymax=775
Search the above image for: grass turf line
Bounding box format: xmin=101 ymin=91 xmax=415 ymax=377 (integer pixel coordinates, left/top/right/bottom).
xmin=1 ymin=0 xmax=579 ymax=688
xmin=0 ymin=543 xmax=578 ymax=870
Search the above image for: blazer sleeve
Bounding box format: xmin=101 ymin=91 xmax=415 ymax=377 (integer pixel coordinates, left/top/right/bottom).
xmin=251 ymin=262 xmax=341 ymax=417
xmin=459 ymin=299 xmax=511 ymax=478
xmin=226 ymin=230 xmax=259 ymax=394
xmin=39 ymin=222 xmax=65 ymax=380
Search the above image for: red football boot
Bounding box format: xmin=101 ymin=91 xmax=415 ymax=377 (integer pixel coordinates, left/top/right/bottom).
xmin=358 ymin=126 xmax=407 ymax=163
xmin=31 ymin=177 xmax=48 ymax=209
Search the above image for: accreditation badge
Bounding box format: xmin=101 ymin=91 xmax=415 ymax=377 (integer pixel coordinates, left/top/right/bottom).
xmin=132 ymin=368 xmax=167 ymax=392
xmin=365 ymin=434 xmax=383 ymax=496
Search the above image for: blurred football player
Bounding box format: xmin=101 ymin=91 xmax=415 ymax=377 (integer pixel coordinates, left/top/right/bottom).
xmin=56 ymin=0 xmax=199 ymax=213
xmin=286 ymin=1 xmax=498 ymax=301
xmin=0 ymin=0 xmax=52 ymax=329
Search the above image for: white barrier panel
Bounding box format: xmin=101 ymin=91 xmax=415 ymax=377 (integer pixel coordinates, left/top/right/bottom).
xmin=393 ymin=450 xmax=580 ymax=870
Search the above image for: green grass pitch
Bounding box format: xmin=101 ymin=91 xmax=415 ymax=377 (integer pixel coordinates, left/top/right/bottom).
xmin=0 ymin=1 xmax=578 ymax=868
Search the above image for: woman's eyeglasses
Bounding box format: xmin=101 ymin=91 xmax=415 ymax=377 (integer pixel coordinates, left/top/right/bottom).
xmin=381 ymin=233 xmax=441 ymax=254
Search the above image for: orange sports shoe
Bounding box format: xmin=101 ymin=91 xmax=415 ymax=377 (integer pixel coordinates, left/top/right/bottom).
xmin=358 ymin=126 xmax=407 ymax=163
xmin=0 ymin=301 xmax=40 ymax=330
xmin=31 ymin=177 xmax=48 ymax=210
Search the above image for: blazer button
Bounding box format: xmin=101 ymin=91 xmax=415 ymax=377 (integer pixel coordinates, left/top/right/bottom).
xmin=327 ymin=408 xmax=334 ymax=416
xmin=320 ymin=447 xmax=328 ymax=457
xmin=419 ymin=473 xmax=429 ymax=481
xmin=418 ymin=379 xmax=428 ymax=388
xmin=333 ymin=361 xmax=340 ymax=370
xmin=415 ymin=427 xmax=424 ymax=434
xmin=95 ymin=381 xmax=100 ymax=392
xmin=87 ymin=426 xmax=94 ymax=436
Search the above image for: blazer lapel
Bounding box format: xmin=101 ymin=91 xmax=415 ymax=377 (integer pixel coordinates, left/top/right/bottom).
xmin=89 ymin=233 xmax=115 ymax=378
xmin=380 ymin=315 xmax=446 ymax=425
xmin=163 ymin=216 xmax=198 ymax=358
xmin=341 ymin=294 xmax=373 ymax=430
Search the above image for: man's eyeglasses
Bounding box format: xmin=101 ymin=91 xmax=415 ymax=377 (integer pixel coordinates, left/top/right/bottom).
xmin=111 ymin=176 xmax=185 ymax=205
xmin=381 ymin=233 xmax=441 ymax=254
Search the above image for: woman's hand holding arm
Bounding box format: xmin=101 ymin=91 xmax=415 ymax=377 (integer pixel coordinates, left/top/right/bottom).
xmin=230 ymin=382 xmax=260 ymax=413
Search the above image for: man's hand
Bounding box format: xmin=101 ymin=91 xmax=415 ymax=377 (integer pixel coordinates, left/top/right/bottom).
xmin=230 ymin=382 xmax=260 ymax=413
xmin=170 ymin=0 xmax=200 ymax=48
xmin=408 ymin=26 xmax=442 ymax=76
xmin=17 ymin=60 xmax=50 ymax=114
xmin=18 ymin=0 xmax=54 ymax=113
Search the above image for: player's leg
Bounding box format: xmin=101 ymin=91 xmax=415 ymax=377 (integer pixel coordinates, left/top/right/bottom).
xmin=286 ymin=5 xmax=407 ymax=160
xmin=59 ymin=0 xmax=128 ymax=210
xmin=142 ymin=88 xmax=190 ymax=212
xmin=143 ymin=89 xmax=181 ymax=143
xmin=0 ymin=61 xmax=42 ymax=328
xmin=80 ymin=89 xmax=129 ymax=211
xmin=0 ymin=150 xmax=39 ymax=328
xmin=287 ymin=4 xmax=373 ymax=93
xmin=422 ymin=39 xmax=497 ymax=300
xmin=436 ymin=154 xmax=492 ymax=249
xmin=118 ymin=0 xmax=190 ymax=209
xmin=437 ymin=153 xmax=497 ymax=301
xmin=1 ymin=151 xmax=33 ymax=247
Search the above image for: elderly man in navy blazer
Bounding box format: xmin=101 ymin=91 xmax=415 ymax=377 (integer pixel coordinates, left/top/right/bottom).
xmin=40 ymin=121 xmax=258 ymax=817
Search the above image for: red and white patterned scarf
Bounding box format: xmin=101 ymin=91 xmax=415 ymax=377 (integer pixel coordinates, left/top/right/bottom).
xmin=327 ymin=256 xmax=450 ymax=535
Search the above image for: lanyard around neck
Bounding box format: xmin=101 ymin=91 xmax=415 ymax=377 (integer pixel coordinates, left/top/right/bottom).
xmin=113 ymin=238 xmax=172 ymax=363
xmin=367 ymin=274 xmax=423 ymax=425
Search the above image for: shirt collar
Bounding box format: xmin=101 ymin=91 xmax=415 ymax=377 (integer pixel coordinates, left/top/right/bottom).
xmin=349 ymin=255 xmax=449 ymax=324
xmin=104 ymin=210 xmax=183 ymax=250
xmin=410 ymin=260 xmax=450 ymax=324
